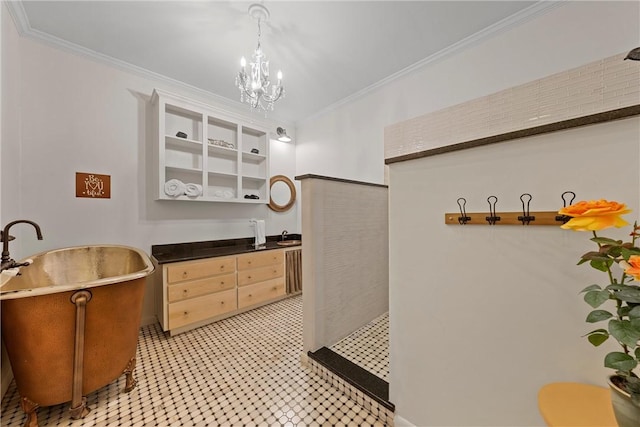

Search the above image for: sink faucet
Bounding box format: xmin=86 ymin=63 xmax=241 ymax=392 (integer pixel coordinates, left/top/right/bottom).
xmin=1 ymin=220 xmax=43 ymax=272
xmin=281 ymin=230 xmax=288 ymax=241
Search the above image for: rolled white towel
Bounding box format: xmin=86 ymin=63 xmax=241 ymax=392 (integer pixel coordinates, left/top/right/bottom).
xmin=185 ymin=183 xmax=203 ymax=197
xmin=164 ymin=179 xmax=186 ymax=197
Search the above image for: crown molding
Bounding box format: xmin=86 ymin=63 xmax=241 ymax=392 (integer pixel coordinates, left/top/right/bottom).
xmin=4 ymin=1 xmax=293 ymax=130
xmin=5 ymin=0 xmax=30 ymax=35
xmin=6 ymin=0 xmax=563 ymax=128
xmin=299 ymin=0 xmax=567 ymax=125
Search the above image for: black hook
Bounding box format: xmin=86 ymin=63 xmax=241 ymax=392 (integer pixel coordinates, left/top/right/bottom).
xmin=555 ymin=191 xmax=576 ymax=223
xmin=486 ymin=196 xmax=500 ymax=225
xmin=518 ymin=193 xmax=535 ymax=225
xmin=457 ymin=198 xmax=471 ymax=225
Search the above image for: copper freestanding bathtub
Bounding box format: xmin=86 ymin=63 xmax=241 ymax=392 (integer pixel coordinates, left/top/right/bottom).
xmin=0 ymin=245 xmax=155 ymax=427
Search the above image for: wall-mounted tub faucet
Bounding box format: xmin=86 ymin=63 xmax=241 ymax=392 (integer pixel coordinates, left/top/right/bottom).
xmin=1 ymin=220 xmax=43 ymax=272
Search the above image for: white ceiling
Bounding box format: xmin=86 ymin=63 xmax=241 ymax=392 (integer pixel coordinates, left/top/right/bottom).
xmin=13 ymin=1 xmax=541 ymax=124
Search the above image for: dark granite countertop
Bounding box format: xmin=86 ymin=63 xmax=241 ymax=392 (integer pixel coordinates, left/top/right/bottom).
xmin=152 ymin=234 xmax=301 ymax=264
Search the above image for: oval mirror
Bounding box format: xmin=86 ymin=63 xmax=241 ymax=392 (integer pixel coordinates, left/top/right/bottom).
xmin=268 ymin=175 xmax=296 ymax=212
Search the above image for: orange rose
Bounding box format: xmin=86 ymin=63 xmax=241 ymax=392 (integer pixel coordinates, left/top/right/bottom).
xmin=624 ymin=255 xmax=640 ymax=281
xmin=559 ymin=199 xmax=631 ymax=231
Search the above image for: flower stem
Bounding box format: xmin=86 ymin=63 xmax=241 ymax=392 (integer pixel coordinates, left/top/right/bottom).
xmin=593 ymin=231 xmax=630 ymax=356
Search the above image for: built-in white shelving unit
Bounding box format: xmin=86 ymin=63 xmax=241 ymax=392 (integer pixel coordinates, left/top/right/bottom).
xmin=151 ymin=89 xmax=269 ymax=203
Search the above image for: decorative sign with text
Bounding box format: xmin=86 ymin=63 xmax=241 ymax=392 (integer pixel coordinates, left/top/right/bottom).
xmin=76 ymin=172 xmax=111 ymax=199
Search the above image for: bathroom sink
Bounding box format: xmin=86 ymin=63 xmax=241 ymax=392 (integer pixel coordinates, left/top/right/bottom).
xmin=276 ymin=240 xmax=301 ymax=247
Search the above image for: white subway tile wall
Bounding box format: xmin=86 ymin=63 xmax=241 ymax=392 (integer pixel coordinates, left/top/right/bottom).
xmin=385 ymin=52 xmax=640 ymax=159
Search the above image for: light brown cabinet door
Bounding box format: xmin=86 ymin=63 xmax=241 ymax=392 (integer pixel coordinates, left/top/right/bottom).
xmin=166 ymin=256 xmax=236 ymax=284
xmin=237 ymin=250 xmax=284 ymax=270
xmin=168 ymin=273 xmax=237 ymax=302
xmin=237 ymin=263 xmax=284 ymax=287
xmin=168 ymin=289 xmax=237 ymax=329
xmin=238 ymin=278 xmax=285 ymax=309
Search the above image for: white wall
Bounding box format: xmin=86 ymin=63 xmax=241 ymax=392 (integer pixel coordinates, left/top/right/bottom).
xmin=295 ymin=1 xmax=640 ymax=425
xmin=1 ymin=12 xmax=299 ymax=329
xmin=390 ymin=118 xmax=639 ymax=426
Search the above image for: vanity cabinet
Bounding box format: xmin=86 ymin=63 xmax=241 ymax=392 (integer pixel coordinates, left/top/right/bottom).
xmin=164 ymin=256 xmax=238 ymax=330
xmin=151 ymin=89 xmax=270 ymax=203
xmin=237 ymin=251 xmax=286 ymax=309
xmin=156 ymin=249 xmax=287 ymax=335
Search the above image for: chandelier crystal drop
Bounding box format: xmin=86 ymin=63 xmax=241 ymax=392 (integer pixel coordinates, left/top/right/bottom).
xmin=235 ymin=4 xmax=285 ymax=112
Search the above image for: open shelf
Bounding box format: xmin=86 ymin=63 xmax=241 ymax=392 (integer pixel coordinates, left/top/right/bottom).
xmin=152 ymin=89 xmax=270 ymax=203
xmin=242 ymin=151 xmax=267 ymax=162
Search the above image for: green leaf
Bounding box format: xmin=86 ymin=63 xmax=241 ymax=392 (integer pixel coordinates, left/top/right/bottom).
xmin=621 ymin=247 xmax=640 ymax=261
xmin=580 ymin=284 xmax=602 ymax=293
xmin=619 ymin=305 xmax=632 ymax=317
xmin=584 ymin=290 xmax=610 ymax=308
xmin=607 ymin=284 xmax=632 ymax=291
xmin=616 ymin=288 xmax=640 ymax=303
xmin=629 ymin=306 xmax=640 ymax=319
xmin=590 ymin=258 xmax=613 ymax=272
xmin=581 ymin=252 xmax=612 ymax=263
xmin=631 ymin=318 xmax=640 ymax=331
xmin=636 ymin=348 xmax=640 ymax=359
xmin=591 ymin=237 xmax=623 ymax=245
xmin=605 ymin=352 xmax=638 ymax=372
xmin=609 ymin=319 xmax=640 ymax=347
xmin=587 ymin=310 xmax=613 ymax=323
xmin=584 ymin=329 xmax=609 ymax=346
xmin=607 ymin=246 xmax=623 ymax=257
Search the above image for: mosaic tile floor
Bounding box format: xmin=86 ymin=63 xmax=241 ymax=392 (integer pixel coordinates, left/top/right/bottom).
xmin=330 ymin=313 xmax=389 ymax=382
xmin=1 ymin=295 xmax=388 ymax=426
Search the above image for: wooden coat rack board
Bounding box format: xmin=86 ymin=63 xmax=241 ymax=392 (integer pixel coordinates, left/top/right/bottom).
xmin=444 ymin=211 xmax=564 ymax=226
xmin=446 ymin=193 xmax=574 ymax=226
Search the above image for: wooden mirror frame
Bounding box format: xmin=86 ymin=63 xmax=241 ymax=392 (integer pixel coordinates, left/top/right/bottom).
xmin=268 ymin=175 xmax=296 ymax=212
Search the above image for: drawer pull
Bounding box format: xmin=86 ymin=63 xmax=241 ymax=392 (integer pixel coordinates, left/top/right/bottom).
xmin=182 ymin=271 xmax=188 ymax=278
xmin=272 ymin=286 xmax=277 ymax=291
xmin=220 ymin=281 xmax=225 ymax=285
xmin=273 ymin=270 xmax=277 ymax=273
xmin=183 ymin=311 xmax=188 ymax=316
xmin=220 ymin=301 xmax=224 ymax=305
xmin=248 ymin=261 xmax=252 ymax=264
xmin=248 ymin=294 xmax=252 ymax=298
xmin=248 ymin=275 xmax=252 ymax=279
xmin=183 ymin=290 xmax=188 ymax=294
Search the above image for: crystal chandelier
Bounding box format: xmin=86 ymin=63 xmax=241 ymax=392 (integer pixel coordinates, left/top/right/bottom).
xmin=235 ymin=4 xmax=285 ymax=112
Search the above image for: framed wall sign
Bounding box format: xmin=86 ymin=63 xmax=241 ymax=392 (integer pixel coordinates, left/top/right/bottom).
xmin=76 ymin=172 xmax=111 ymax=199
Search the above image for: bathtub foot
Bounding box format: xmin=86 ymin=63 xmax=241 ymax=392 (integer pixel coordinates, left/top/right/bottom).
xmin=123 ymin=356 xmax=137 ymax=393
xmin=20 ymin=396 xmax=39 ymax=427
xmin=69 ymin=396 xmax=90 ymax=419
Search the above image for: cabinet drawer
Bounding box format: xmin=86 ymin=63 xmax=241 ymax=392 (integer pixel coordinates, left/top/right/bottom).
xmin=238 ymin=278 xmax=285 ymax=309
xmin=168 ymin=289 xmax=237 ymax=330
xmin=167 ymin=273 xmax=236 ymax=302
xmin=237 ymin=263 xmax=284 ymax=287
xmin=166 ymin=256 xmax=235 ymax=284
xmin=237 ymin=250 xmax=284 ymax=270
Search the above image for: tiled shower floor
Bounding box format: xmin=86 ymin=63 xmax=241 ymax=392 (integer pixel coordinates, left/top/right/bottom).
xmin=0 ymin=295 xmax=387 ymax=426
xmin=330 ymin=313 xmax=389 ymax=382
